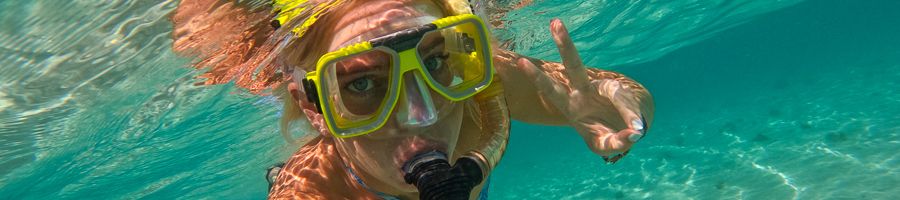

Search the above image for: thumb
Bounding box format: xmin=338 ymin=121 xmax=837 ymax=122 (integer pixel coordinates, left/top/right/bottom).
xmin=617 ymin=128 xmax=643 ymax=144
xmin=619 ymin=108 xmax=646 ymax=143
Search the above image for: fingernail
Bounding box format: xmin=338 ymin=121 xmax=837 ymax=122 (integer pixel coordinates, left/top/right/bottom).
xmin=602 ymin=155 xmax=616 ymax=164
xmin=628 ymin=133 xmax=643 ymax=143
xmin=632 ymin=118 xmax=644 ymax=132
xmin=603 ymin=153 xmax=626 ymax=164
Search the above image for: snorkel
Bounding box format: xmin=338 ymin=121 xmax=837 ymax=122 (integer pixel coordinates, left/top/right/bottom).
xmin=402 ymin=151 xmax=483 ymax=200
xmin=399 ymin=1 xmax=512 ymax=197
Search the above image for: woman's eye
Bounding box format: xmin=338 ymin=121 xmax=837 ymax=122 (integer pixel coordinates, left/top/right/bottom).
xmin=424 ymin=54 xmax=448 ymax=72
xmin=347 ymin=77 xmax=374 ymax=93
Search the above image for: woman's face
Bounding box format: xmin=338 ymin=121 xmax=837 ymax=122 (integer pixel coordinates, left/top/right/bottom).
xmin=317 ymin=0 xmax=465 ymax=193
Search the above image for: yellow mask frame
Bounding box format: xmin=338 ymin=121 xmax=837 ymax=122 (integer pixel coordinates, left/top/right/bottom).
xmin=298 ymin=14 xmax=494 ymax=138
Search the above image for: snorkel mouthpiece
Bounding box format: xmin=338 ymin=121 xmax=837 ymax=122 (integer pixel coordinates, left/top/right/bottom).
xmin=403 ymin=151 xmax=484 ymax=200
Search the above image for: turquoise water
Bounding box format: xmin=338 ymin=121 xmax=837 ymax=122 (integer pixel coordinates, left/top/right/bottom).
xmin=1 ymin=0 xmax=897 ymax=199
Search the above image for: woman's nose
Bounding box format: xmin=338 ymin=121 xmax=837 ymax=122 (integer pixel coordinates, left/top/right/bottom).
xmin=396 ymin=72 xmax=437 ymax=128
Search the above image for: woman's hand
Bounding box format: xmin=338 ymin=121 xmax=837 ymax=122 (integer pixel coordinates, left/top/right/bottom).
xmin=515 ymin=19 xmax=649 ymax=163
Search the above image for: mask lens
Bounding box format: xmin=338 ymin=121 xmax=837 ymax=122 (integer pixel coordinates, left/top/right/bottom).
xmin=416 ymin=20 xmax=490 ymax=99
xmin=322 ymin=49 xmax=396 ymax=131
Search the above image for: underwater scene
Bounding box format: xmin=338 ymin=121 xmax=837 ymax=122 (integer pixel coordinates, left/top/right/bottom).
xmin=1 ymin=0 xmax=897 ymax=199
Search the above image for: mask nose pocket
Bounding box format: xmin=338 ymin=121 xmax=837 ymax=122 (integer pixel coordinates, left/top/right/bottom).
xmin=397 ymin=72 xmax=438 ymax=128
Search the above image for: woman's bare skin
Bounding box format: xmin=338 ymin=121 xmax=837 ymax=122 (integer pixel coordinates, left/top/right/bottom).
xmin=171 ymin=0 xmax=654 ymax=199
xmin=269 ymin=126 xmax=489 ymax=199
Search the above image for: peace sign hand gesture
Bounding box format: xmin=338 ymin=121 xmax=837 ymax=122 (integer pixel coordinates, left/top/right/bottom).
xmin=515 ymin=19 xmax=651 ymax=163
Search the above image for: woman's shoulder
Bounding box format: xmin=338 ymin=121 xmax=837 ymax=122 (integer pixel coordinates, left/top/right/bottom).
xmin=269 ymin=137 xmax=359 ymax=199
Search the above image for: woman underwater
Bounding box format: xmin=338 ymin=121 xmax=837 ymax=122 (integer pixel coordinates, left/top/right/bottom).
xmin=171 ymin=0 xmax=654 ymax=199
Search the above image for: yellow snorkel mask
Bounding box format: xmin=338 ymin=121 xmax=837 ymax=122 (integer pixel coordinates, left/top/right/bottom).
xmin=295 ymin=14 xmax=494 ymax=138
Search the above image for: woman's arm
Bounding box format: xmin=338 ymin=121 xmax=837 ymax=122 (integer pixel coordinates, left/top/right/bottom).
xmin=492 ymin=19 xmax=654 ymax=161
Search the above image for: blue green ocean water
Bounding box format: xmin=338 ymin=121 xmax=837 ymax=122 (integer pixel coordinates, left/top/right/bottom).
xmin=1 ymin=0 xmax=898 ymax=199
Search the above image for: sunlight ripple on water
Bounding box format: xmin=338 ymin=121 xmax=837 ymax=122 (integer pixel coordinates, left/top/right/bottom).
xmin=8 ymin=0 xmax=898 ymax=199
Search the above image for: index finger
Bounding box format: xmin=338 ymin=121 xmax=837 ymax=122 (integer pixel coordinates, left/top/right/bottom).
xmin=550 ymin=18 xmax=589 ymax=86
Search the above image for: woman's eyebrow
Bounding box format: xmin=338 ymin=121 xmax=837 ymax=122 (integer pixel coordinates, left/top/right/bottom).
xmin=335 ymin=55 xmax=390 ymax=76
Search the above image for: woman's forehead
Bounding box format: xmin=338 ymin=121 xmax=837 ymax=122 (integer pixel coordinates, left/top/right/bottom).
xmin=329 ymin=0 xmax=444 ymax=50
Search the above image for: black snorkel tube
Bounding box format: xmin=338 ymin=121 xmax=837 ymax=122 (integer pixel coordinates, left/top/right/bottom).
xmin=403 ymin=151 xmax=485 ymax=200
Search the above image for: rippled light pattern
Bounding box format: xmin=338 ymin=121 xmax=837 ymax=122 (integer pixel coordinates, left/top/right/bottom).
xmin=2 ymin=0 xmax=898 ymax=199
